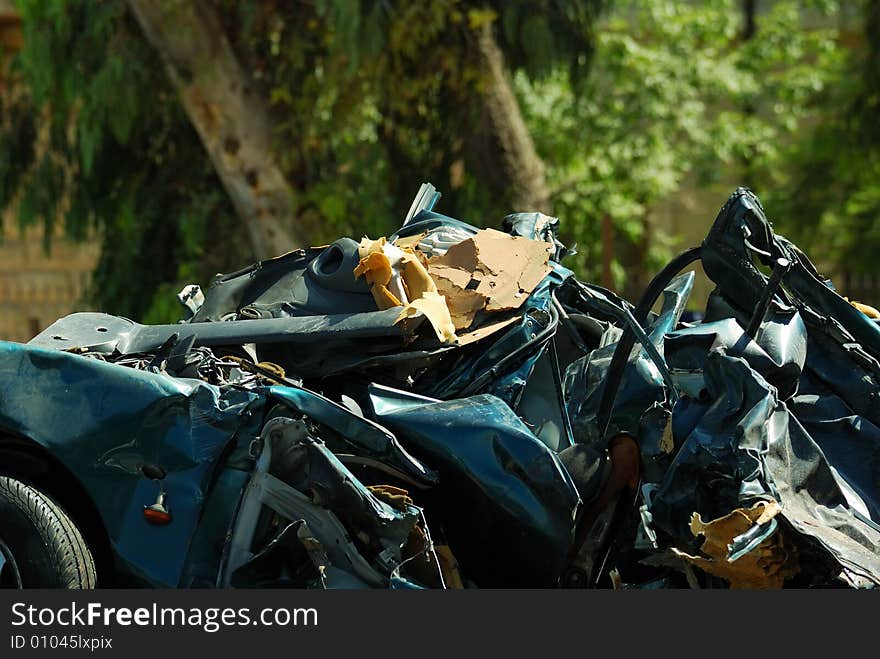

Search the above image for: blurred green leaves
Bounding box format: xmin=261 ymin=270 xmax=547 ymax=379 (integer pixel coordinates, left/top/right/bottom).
xmin=0 ymin=0 xmax=875 ymax=322
xmin=519 ymin=0 xmax=847 ymax=291
xmin=2 ymin=0 xmax=249 ymax=321
xmin=764 ymin=0 xmax=880 ymax=276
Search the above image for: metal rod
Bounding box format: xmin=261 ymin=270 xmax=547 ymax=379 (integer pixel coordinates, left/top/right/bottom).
xmin=745 ymin=257 xmax=792 ymax=339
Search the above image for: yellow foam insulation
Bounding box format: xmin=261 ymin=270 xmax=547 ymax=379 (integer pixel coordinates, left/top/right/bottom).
xmin=851 ymin=300 xmax=880 ymax=320
xmin=658 ymin=414 xmax=675 ymax=454
xmin=427 ymin=229 xmax=554 ymax=330
xmin=672 ymin=500 xmax=799 ymax=589
xmin=354 ymin=237 xmax=457 ymax=344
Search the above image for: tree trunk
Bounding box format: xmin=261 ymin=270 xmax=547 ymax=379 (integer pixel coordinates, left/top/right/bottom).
xmin=601 ymin=213 xmax=614 ymax=290
xmin=740 ymin=0 xmax=758 ymax=189
xmin=128 ymin=0 xmax=301 ymax=260
xmin=474 ymin=23 xmax=551 ymax=214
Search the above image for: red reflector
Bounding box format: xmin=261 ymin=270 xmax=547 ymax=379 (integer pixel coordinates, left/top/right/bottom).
xmin=143 ymin=507 xmax=172 ymax=525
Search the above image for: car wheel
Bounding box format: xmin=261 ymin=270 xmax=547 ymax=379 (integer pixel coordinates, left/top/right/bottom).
xmin=0 ymin=476 xmax=96 ymax=588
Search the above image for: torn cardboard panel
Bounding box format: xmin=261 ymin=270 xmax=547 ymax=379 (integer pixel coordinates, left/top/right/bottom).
xmin=455 ymin=315 xmax=519 ymax=346
xmin=671 ymin=500 xmax=799 ymax=589
xmin=427 ymin=229 xmax=553 ymax=330
xmin=355 ymin=229 xmax=553 ymax=343
xmin=428 ymin=266 xmax=486 ymax=330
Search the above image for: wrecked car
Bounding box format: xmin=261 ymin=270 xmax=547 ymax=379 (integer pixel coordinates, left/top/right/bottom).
xmin=0 ymin=185 xmax=878 ymax=589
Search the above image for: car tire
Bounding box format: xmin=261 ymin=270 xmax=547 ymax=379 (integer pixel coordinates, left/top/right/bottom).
xmin=0 ymin=475 xmax=96 ymax=588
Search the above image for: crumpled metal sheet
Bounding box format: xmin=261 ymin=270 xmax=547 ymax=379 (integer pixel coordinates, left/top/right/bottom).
xmin=8 ymin=183 xmax=880 ymax=589
xmin=639 ymin=189 xmax=880 ymax=586
xmin=560 ymin=188 xmax=880 ymax=586
xmin=563 ymin=272 xmax=693 ymax=479
xmin=368 ymin=385 xmax=581 ymax=586
xmin=267 ymin=385 xmax=437 ymax=487
xmin=0 ymin=341 xmax=266 ymax=586
xmin=653 ymin=349 xmax=880 ymax=585
xmin=266 ymin=431 xmax=420 ymax=566
xmin=664 ymin=308 xmax=807 ymax=400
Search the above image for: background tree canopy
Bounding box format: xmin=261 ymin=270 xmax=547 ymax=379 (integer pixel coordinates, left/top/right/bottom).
xmin=0 ymin=0 xmax=876 ymax=323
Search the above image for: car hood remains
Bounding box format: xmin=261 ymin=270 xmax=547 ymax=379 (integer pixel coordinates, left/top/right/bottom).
xmin=11 ymin=185 xmax=880 ymax=589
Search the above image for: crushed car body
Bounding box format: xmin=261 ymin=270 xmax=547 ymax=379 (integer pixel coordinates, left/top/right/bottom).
xmin=1 ymin=184 xmax=878 ymax=589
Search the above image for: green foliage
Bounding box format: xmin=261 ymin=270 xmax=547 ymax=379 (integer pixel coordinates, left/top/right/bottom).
xmin=247 ymin=0 xmax=604 ymax=225
xmin=0 ymin=78 xmax=35 ymax=212
xmin=0 ymin=0 xmax=874 ymax=323
xmin=765 ymin=0 xmax=880 ymax=275
xmin=1 ymin=0 xmax=248 ymax=321
xmin=9 ymin=0 xmax=590 ymax=321
xmin=519 ymin=0 xmax=844 ymax=293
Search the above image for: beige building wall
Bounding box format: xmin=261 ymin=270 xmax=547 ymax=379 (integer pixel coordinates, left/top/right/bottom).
xmin=0 ymin=3 xmax=99 ymax=342
xmin=0 ymin=222 xmax=99 ymax=342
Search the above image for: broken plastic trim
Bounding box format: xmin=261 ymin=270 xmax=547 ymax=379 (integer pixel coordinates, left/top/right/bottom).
xmin=30 ymin=309 xmax=409 ymax=356
xmin=403 ymin=182 xmax=441 ymax=226
xmin=220 ymin=417 xmax=388 ymax=588
xmin=728 ymin=517 xmax=779 ymax=563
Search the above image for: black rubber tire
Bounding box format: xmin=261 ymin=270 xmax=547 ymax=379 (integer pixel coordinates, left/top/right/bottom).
xmin=0 ymin=476 xmax=96 ymax=588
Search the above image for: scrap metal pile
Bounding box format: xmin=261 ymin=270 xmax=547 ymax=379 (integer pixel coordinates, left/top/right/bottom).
xmin=9 ymin=186 xmax=880 ymax=588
